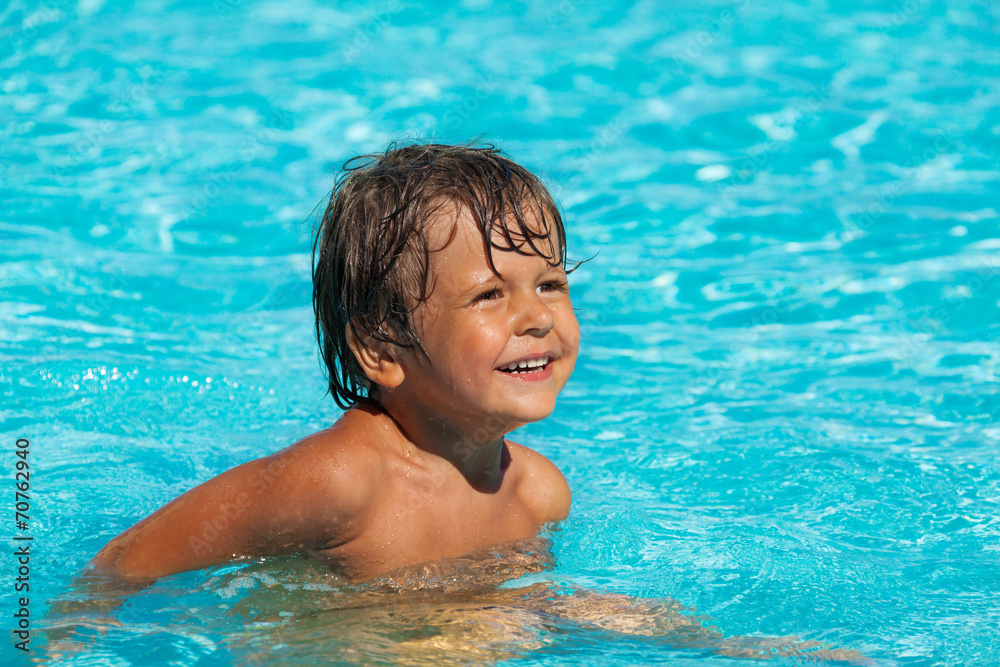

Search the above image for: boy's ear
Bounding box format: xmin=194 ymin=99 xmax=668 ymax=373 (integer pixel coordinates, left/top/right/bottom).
xmin=345 ymin=324 xmax=405 ymax=390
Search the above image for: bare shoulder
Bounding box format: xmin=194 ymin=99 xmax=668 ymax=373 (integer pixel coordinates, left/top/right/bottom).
xmin=506 ymin=440 xmax=572 ymax=524
xmin=270 ymin=407 xmax=389 ymax=518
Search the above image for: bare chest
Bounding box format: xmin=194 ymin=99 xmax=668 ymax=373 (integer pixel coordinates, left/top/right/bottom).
xmin=311 ymin=469 xmax=540 ymax=581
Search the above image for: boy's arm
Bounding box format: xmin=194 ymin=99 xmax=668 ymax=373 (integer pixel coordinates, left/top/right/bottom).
xmin=89 ymin=433 xmax=374 ymax=581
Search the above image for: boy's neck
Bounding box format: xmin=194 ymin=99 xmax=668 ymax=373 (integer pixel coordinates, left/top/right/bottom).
xmin=366 ymin=401 xmax=512 ymax=491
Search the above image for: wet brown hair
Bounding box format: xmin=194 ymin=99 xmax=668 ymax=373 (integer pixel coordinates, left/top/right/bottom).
xmin=313 ymin=141 xmax=569 ymax=409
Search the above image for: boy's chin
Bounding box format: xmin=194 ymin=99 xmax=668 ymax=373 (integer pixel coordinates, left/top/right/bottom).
xmin=498 ymin=401 xmax=557 ymax=427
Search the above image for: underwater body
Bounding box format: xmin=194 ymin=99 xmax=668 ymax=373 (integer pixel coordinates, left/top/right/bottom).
xmin=2 ymin=0 xmax=999 ymax=664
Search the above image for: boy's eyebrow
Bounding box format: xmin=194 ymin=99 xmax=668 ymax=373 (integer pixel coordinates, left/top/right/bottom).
xmin=457 ymin=271 xmax=504 ymax=295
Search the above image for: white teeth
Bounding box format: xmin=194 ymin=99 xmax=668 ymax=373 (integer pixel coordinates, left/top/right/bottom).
xmin=501 ymin=356 xmax=550 ymax=372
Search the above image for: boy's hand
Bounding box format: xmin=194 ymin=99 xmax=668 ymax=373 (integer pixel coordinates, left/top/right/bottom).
xmin=717 ymin=635 xmax=872 ymax=664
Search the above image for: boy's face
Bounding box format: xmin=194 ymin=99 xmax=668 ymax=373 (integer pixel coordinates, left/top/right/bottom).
xmin=396 ymin=203 xmax=579 ymax=432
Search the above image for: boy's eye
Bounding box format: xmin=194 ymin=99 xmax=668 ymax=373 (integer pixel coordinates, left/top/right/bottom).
xmin=475 ymin=288 xmax=500 ymax=302
xmin=538 ymin=279 xmax=568 ymax=293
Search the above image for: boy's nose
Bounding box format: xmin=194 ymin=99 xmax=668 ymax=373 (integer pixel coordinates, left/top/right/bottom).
xmin=515 ymin=291 xmax=555 ymax=337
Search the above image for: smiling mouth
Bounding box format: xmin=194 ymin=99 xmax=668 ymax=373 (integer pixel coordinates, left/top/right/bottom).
xmin=497 ymin=356 xmax=552 ymax=374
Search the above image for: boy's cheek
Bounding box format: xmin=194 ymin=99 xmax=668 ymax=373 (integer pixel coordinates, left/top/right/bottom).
xmin=557 ymin=346 xmax=579 ymax=393
xmin=562 ymin=305 xmax=582 ymax=350
xmin=558 ymin=310 xmax=581 ymax=382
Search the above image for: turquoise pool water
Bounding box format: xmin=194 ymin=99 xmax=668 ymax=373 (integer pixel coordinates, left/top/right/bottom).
xmin=3 ymin=0 xmax=999 ymax=664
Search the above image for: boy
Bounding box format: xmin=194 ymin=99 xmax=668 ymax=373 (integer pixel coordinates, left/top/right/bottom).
xmin=91 ymin=143 xmax=580 ymax=583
